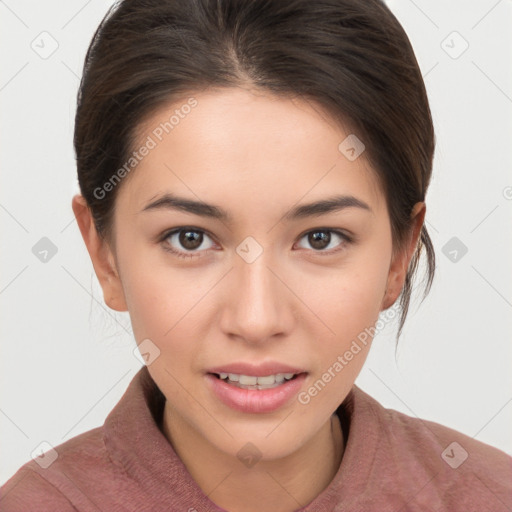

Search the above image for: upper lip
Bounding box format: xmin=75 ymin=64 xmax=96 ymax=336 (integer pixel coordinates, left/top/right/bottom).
xmin=206 ymin=361 xmax=307 ymax=377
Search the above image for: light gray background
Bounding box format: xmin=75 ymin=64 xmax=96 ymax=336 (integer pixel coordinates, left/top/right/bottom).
xmin=1 ymin=0 xmax=511 ymax=486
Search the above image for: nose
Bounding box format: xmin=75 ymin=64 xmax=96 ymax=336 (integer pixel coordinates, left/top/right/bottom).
xmin=219 ymin=249 xmax=296 ymax=345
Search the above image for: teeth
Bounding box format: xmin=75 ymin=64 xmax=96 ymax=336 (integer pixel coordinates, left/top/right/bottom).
xmin=255 ymin=375 xmax=276 ymax=385
xmin=216 ymin=372 xmax=297 ymax=386
xmin=239 ymin=375 xmax=258 ymax=385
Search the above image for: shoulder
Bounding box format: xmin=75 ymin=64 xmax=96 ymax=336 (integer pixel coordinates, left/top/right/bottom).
xmin=381 ymin=401 xmax=512 ymax=474
xmin=357 ymin=388 xmax=512 ymax=509
xmin=0 ymin=426 xmax=117 ymax=511
xmin=0 ymin=466 xmax=77 ymax=511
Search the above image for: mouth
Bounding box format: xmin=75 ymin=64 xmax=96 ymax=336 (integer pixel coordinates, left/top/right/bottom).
xmin=208 ymin=372 xmax=304 ymax=390
xmin=205 ymin=370 xmax=308 ymax=413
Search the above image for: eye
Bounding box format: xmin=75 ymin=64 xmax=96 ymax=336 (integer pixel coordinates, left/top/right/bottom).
xmin=295 ymin=228 xmax=351 ymax=255
xmin=159 ymin=226 xmax=352 ymax=260
xmin=160 ymin=227 xmax=216 ymax=259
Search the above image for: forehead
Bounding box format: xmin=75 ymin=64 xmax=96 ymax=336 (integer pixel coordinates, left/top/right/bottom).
xmin=118 ymin=87 xmax=385 ymax=218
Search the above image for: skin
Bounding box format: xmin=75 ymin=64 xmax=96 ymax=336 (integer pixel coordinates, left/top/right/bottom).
xmin=72 ymin=86 xmax=425 ymax=512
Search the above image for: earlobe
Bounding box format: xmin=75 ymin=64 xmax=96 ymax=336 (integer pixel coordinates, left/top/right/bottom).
xmin=71 ymin=194 xmax=128 ymax=312
xmin=380 ymin=202 xmax=426 ymax=311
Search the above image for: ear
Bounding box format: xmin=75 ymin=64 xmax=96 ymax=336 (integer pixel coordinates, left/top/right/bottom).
xmin=380 ymin=202 xmax=426 ymax=311
xmin=71 ymin=194 xmax=128 ymax=312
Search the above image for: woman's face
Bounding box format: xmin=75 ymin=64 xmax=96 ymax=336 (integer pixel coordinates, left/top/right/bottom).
xmin=82 ymin=87 xmax=421 ymax=462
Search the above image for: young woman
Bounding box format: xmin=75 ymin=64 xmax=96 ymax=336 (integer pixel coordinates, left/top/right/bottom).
xmin=2 ymin=0 xmax=511 ymax=510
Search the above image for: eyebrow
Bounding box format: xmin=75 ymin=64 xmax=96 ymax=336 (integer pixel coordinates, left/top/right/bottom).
xmin=141 ymin=193 xmax=372 ymax=222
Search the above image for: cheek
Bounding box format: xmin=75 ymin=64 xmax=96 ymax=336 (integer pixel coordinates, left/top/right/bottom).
xmin=125 ymin=275 xmax=192 ymax=341
xmin=308 ymin=250 xmax=391 ymax=343
xmin=117 ymin=244 xmax=217 ymax=370
xmin=122 ymin=272 xmax=201 ymax=379
xmin=302 ymin=251 xmax=390 ymax=405
xmin=115 ymin=239 xmax=187 ymax=341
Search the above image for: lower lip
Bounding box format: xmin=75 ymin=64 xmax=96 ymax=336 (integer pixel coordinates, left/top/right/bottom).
xmin=205 ymin=373 xmax=307 ymax=413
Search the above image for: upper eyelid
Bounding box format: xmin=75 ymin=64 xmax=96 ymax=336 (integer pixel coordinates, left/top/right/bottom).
xmin=296 ymin=226 xmax=351 ymax=239
xmin=161 ymin=226 xmax=351 ymax=248
xmin=161 ymin=226 xmax=218 ymax=244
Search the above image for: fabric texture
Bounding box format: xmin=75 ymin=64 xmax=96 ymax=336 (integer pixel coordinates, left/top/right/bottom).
xmin=1 ymin=366 xmax=511 ymax=511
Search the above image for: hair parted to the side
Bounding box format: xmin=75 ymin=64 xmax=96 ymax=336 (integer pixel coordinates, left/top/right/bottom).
xmin=74 ymin=0 xmax=436 ymax=346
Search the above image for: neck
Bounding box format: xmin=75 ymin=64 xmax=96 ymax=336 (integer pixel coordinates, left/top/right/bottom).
xmin=162 ymin=406 xmax=344 ymax=512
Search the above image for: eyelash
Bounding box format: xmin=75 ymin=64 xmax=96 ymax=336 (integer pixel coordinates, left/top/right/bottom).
xmin=159 ymin=226 xmax=353 ymax=260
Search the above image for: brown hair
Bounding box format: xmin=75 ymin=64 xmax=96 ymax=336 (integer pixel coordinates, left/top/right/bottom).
xmin=74 ymin=0 xmax=436 ymax=344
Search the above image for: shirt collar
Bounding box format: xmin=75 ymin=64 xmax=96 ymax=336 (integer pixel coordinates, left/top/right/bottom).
xmin=104 ymin=365 xmax=379 ymax=510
